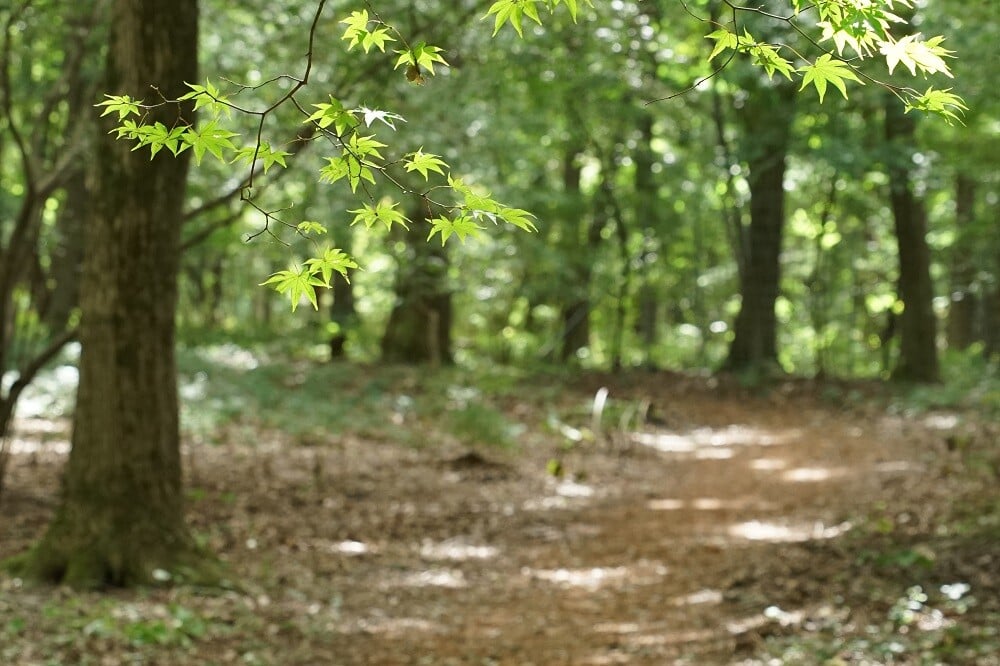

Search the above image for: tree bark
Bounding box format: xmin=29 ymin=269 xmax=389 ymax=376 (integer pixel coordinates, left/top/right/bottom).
xmin=946 ymin=173 xmax=976 ymax=350
xmin=884 ymin=96 xmax=940 ymax=382
xmin=723 ymin=83 xmax=795 ymax=374
xmin=9 ymin=0 xmax=217 ymax=588
xmin=381 ymin=206 xmax=453 ymax=365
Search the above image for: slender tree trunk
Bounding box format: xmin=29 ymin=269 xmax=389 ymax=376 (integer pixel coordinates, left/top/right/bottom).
xmin=559 ymin=146 xmax=612 ymax=363
xmin=884 ymin=96 xmax=940 ymax=382
xmin=9 ymin=0 xmax=217 ymax=588
xmin=947 ymin=173 xmax=976 ymax=350
xmin=381 ymin=206 xmax=452 ymax=365
xmin=723 ymin=83 xmax=795 ymax=373
xmin=328 ymin=234 xmax=357 ymax=360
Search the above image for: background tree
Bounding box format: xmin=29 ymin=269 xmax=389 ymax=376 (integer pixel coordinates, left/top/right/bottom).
xmin=0 ymin=2 xmax=103 ymax=438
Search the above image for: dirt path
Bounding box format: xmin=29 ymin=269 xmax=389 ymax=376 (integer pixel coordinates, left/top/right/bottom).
xmin=1 ymin=374 xmax=994 ymax=665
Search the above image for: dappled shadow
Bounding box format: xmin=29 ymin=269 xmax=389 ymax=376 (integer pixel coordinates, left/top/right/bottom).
xmin=2 ymin=369 xmax=995 ymax=665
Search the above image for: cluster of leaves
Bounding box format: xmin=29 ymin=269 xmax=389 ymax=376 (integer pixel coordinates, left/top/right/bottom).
xmin=485 ymin=0 xmax=593 ymax=37
xmin=701 ymin=0 xmax=966 ymax=122
xmin=99 ymin=0 xmax=965 ymax=310
xmin=96 ymin=7 xmax=538 ymax=311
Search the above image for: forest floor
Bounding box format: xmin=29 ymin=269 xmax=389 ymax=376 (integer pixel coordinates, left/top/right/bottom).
xmin=1 ymin=358 xmax=999 ymax=665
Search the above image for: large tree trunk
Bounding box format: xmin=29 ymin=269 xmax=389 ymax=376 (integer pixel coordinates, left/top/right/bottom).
xmin=10 ymin=0 xmax=215 ymax=588
xmin=884 ymin=97 xmax=940 ymax=382
xmin=723 ymin=83 xmax=795 ymax=373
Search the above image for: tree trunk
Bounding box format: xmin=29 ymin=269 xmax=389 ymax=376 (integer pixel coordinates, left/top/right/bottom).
xmin=328 ymin=235 xmax=357 ymax=360
xmin=947 ymin=173 xmax=976 ymax=351
xmin=884 ymin=96 xmax=940 ymax=382
xmin=723 ymin=83 xmax=795 ymax=374
xmin=381 ymin=207 xmax=452 ymax=365
xmin=9 ymin=0 xmax=216 ymax=588
xmin=558 ymin=146 xmax=606 ymax=363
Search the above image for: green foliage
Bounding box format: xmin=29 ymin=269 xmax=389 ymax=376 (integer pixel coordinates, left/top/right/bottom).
xmin=701 ymin=1 xmax=963 ymax=119
xmin=799 ymin=54 xmax=864 ymax=103
xmin=427 ymin=214 xmax=483 ymax=246
xmin=486 ymin=0 xmax=593 ymax=37
xmin=258 ymin=247 xmax=359 ymax=312
xmin=101 ymin=0 xmax=964 ymax=315
xmin=403 ymin=148 xmax=447 ymax=180
xmin=349 ymin=200 xmax=410 ymax=230
xmin=340 ymin=10 xmax=395 ymax=54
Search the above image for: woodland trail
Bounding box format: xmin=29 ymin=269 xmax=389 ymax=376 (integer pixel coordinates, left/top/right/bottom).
xmin=1 ymin=373 xmax=996 ymax=665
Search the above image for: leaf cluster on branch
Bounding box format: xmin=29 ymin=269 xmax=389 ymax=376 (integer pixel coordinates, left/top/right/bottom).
xmin=96 ymin=0 xmax=964 ymax=311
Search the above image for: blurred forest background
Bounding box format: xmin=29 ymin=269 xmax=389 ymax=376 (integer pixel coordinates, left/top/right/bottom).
xmin=1 ymin=0 xmax=998 ymax=664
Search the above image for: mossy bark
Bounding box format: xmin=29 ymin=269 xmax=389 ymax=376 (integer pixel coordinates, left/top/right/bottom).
xmin=11 ymin=0 xmax=215 ymax=588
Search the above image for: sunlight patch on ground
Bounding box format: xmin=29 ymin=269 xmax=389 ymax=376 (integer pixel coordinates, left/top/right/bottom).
xmin=347 ymin=616 xmax=442 ymax=635
xmin=728 ymin=520 xmax=852 ymax=542
xmin=695 ymin=447 xmax=736 ymax=459
xmin=331 ymin=540 xmax=371 ymax=556
xmin=527 ymin=566 xmax=628 ymax=590
xmin=874 ymin=460 xmax=922 ymax=473
xmin=632 ymin=425 xmax=796 ymax=455
xmin=781 ymin=466 xmax=848 ymax=482
xmin=196 ymin=344 xmax=261 ymax=371
xmin=593 ymin=622 xmax=641 ymax=634
xmin=647 ymin=497 xmax=765 ymax=512
xmin=420 ymin=538 xmax=498 ymax=561
xmin=923 ymin=413 xmax=959 ymax=430
xmin=399 ymin=568 xmax=467 ymax=589
xmin=556 ymin=480 xmax=594 ymax=497
xmin=524 ymin=481 xmax=596 ymax=511
xmin=525 ymin=560 xmax=668 ymax=590
xmin=750 ymin=457 xmax=787 ymax=471
xmin=671 ymin=588 xmax=724 ymax=606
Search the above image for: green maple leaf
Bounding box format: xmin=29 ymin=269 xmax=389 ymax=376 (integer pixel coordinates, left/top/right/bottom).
xmin=347 ymin=134 xmax=386 ymax=160
xmin=361 ymin=27 xmax=395 ymax=53
xmin=348 ymin=200 xmax=410 ymax=230
xmin=296 ymin=221 xmax=328 ymax=235
xmin=706 ymin=29 xmax=738 ymax=62
xmin=305 ymin=248 xmax=359 ymax=286
xmin=905 ymin=87 xmax=967 ymax=125
xmin=259 ymin=264 xmax=327 ymax=312
xmin=96 ymin=94 xmax=142 ymax=121
xmin=448 ymin=175 xmax=502 ymax=215
xmin=305 ymin=97 xmax=359 ymax=136
xmin=393 ymin=43 xmax=449 ymax=77
xmin=748 ymin=43 xmax=794 ymax=80
xmin=178 ymin=79 xmax=231 ymax=117
xmin=427 ymin=214 xmax=484 ymax=246
xmin=340 ymin=10 xmax=371 ymax=50
xmin=552 ymin=0 xmax=592 ymax=21
xmin=499 ymin=207 xmax=538 ymax=232
xmin=404 ymin=148 xmax=448 ymax=180
xmin=798 ymin=54 xmax=863 ymax=103
xmin=181 ymin=120 xmax=239 ymax=165
xmin=319 ymin=155 xmax=375 ymax=193
xmin=232 ymin=142 xmax=292 ymax=173
xmin=485 ymin=0 xmax=542 ymax=38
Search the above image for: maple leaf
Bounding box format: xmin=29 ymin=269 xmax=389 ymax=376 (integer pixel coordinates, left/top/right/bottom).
xmin=798 ymin=54 xmax=863 ymax=103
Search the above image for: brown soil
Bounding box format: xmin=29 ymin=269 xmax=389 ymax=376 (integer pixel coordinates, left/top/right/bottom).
xmin=1 ymin=372 xmax=997 ymax=665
